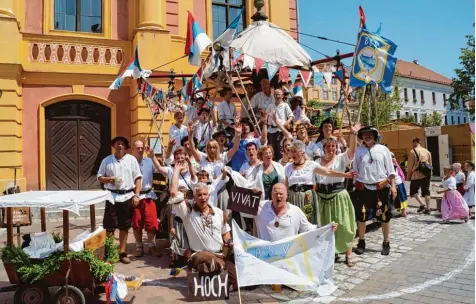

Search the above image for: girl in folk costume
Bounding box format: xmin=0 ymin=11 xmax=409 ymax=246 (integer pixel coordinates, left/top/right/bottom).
xmin=392 ymin=153 xmax=408 ymax=217
xmin=314 ymin=123 xmax=361 ymax=267
xmin=453 ymin=163 xmax=466 ymax=196
xmin=463 ymin=161 xmax=475 ymax=218
xmin=433 ymin=166 xmax=469 ymax=223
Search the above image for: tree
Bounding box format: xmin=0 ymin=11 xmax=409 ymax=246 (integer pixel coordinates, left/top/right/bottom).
xmin=450 ymin=26 xmax=475 ymax=115
xmin=357 ymin=85 xmax=403 ymax=127
xmin=419 ymin=111 xmax=443 ymax=127
xmin=306 ymin=99 xmax=341 ymax=128
xmin=431 ymin=111 xmax=443 ymax=126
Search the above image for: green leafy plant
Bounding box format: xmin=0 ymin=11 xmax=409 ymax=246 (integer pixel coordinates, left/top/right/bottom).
xmin=1 ymin=246 xmax=30 ymax=269
xmin=104 ymin=236 xmax=119 ymax=264
xmin=1 ymin=246 xmax=114 ymax=284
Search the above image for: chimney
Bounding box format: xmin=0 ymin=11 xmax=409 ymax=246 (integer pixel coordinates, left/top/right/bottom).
xmin=413 ymin=59 xmax=419 ymax=65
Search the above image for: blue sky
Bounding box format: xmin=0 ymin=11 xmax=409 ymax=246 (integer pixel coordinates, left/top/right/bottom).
xmin=298 ymin=0 xmax=475 ymax=79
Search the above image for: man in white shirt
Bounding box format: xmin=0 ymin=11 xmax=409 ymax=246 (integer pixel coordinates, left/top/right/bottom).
xmin=169 ymin=110 xmax=188 ymax=152
xmin=250 ymin=78 xmax=275 ymax=110
xmin=353 ymin=126 xmax=397 ymax=256
xmin=193 ymin=107 xmax=216 ymax=151
xmin=130 ymin=140 xmax=164 ymax=257
xmin=239 ymin=142 xmax=261 ymax=180
xmin=98 ymin=136 xmax=142 ymax=264
xmin=255 ymin=183 xmax=337 ymax=242
xmin=217 ymin=87 xmax=236 ymax=136
xmin=267 ymin=89 xmax=293 ymax=160
xmin=169 ymin=162 xmax=237 ymax=290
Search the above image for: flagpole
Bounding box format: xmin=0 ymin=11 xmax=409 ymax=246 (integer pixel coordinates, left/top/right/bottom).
xmin=355 ymin=85 xmax=367 ymax=125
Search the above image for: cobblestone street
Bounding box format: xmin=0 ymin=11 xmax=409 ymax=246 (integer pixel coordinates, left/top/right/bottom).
xmin=0 ymin=204 xmax=473 ymax=303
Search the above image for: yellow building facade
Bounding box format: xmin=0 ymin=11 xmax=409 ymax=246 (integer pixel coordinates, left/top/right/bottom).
xmin=0 ymin=0 xmax=298 ymax=191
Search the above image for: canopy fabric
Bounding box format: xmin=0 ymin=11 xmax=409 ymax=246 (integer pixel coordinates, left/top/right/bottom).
xmin=0 ymin=191 xmax=113 ymax=216
xmin=229 ymin=21 xmax=312 ymax=69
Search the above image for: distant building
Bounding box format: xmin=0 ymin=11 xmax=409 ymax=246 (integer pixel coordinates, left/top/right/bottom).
xmin=395 ymin=60 xmax=471 ymax=125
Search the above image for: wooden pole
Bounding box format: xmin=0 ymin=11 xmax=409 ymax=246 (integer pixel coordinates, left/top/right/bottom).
xmin=6 ymin=208 xmax=13 ymax=247
xmin=355 ymin=85 xmax=367 ymax=125
xmin=13 ymin=168 xmax=21 ymax=246
xmin=40 ymin=208 xmax=46 ymax=232
xmin=63 ymin=210 xmax=69 ymax=254
xmin=89 ymin=205 xmax=96 ymax=232
xmin=226 ymin=72 xmax=262 ymax=136
xmin=234 ymin=71 xmax=262 ymax=133
xmin=373 ymin=84 xmax=379 ymax=129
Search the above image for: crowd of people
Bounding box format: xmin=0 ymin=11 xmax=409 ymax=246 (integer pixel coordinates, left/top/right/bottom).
xmin=96 ymin=79 xmax=475 ymax=291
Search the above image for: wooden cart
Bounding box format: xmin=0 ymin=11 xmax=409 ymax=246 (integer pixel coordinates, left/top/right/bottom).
xmin=0 ymin=190 xmax=112 ymax=304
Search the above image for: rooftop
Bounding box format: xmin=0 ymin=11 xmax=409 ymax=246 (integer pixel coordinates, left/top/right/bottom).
xmin=396 ymin=60 xmax=452 ymax=86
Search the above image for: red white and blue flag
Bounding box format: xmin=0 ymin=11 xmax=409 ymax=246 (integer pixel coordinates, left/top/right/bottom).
xmin=109 ymin=46 xmax=142 ymax=90
xmin=185 ymin=11 xmax=212 ymax=66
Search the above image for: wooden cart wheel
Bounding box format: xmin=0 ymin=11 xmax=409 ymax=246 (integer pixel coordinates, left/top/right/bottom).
xmin=53 ymin=286 xmax=85 ymax=304
xmin=13 ymin=283 xmax=51 ymax=304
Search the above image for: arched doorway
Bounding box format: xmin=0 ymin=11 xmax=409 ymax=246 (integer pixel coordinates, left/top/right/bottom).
xmin=45 ymin=100 xmax=111 ymax=190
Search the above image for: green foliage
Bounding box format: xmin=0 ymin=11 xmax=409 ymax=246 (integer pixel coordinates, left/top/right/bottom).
xmin=450 ymin=27 xmax=475 ymax=115
xmin=421 ymin=111 xmax=443 ymax=127
xmin=105 ymin=236 xmax=119 ymax=264
xmin=306 ymin=99 xmax=341 ymax=127
xmin=358 ymin=85 xmax=403 ymax=127
xmin=1 ymin=246 xmax=30 ymax=270
xmin=2 ymin=246 xmax=114 ymax=284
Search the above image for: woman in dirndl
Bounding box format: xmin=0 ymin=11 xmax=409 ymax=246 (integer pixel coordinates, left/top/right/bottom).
xmin=314 ymin=124 xmax=360 ymax=267
xmin=285 ymin=140 xmax=355 ymax=225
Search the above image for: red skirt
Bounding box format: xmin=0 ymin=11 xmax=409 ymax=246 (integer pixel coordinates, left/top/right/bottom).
xmin=457 ymin=183 xmax=465 ymax=196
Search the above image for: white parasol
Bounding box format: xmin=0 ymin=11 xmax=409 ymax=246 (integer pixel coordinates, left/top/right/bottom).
xmin=229 ymin=21 xmax=312 ymax=69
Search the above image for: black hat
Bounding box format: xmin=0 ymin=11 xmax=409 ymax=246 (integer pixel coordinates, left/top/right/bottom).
xmin=239 ymin=117 xmax=255 ymax=132
xmin=358 ymin=126 xmax=379 ymax=140
xmin=111 ymin=136 xmax=130 ymax=149
xmin=212 ymin=130 xmax=227 ymax=140
xmin=319 ymin=117 xmax=335 ymax=132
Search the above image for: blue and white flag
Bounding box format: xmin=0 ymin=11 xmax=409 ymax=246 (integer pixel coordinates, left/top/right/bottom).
xmin=313 ymin=71 xmax=324 ymax=88
xmin=293 ymin=86 xmax=303 ymax=98
xmin=349 ymin=28 xmax=397 ymax=94
xmin=233 ymin=220 xmax=337 ymax=294
xmin=214 ymin=8 xmax=243 ymax=49
xmin=181 ymin=77 xmax=188 ymax=99
xmin=109 ymin=46 xmax=143 ymax=90
xmin=265 ymin=62 xmax=279 ymax=80
xmin=289 ymin=69 xmax=299 ymax=87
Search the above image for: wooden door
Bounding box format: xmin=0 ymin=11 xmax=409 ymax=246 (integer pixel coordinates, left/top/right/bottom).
xmin=46 ymin=101 xmax=111 ymax=190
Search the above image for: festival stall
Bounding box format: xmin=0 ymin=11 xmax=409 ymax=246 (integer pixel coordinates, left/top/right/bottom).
xmin=0 ymin=190 xmax=133 ymax=304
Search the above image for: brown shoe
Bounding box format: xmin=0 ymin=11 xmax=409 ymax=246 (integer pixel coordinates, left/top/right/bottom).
xmin=134 ymin=247 xmax=144 ymax=257
xmin=147 ymin=246 xmax=158 ymax=256
xmin=119 ymin=252 xmax=131 ymax=264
